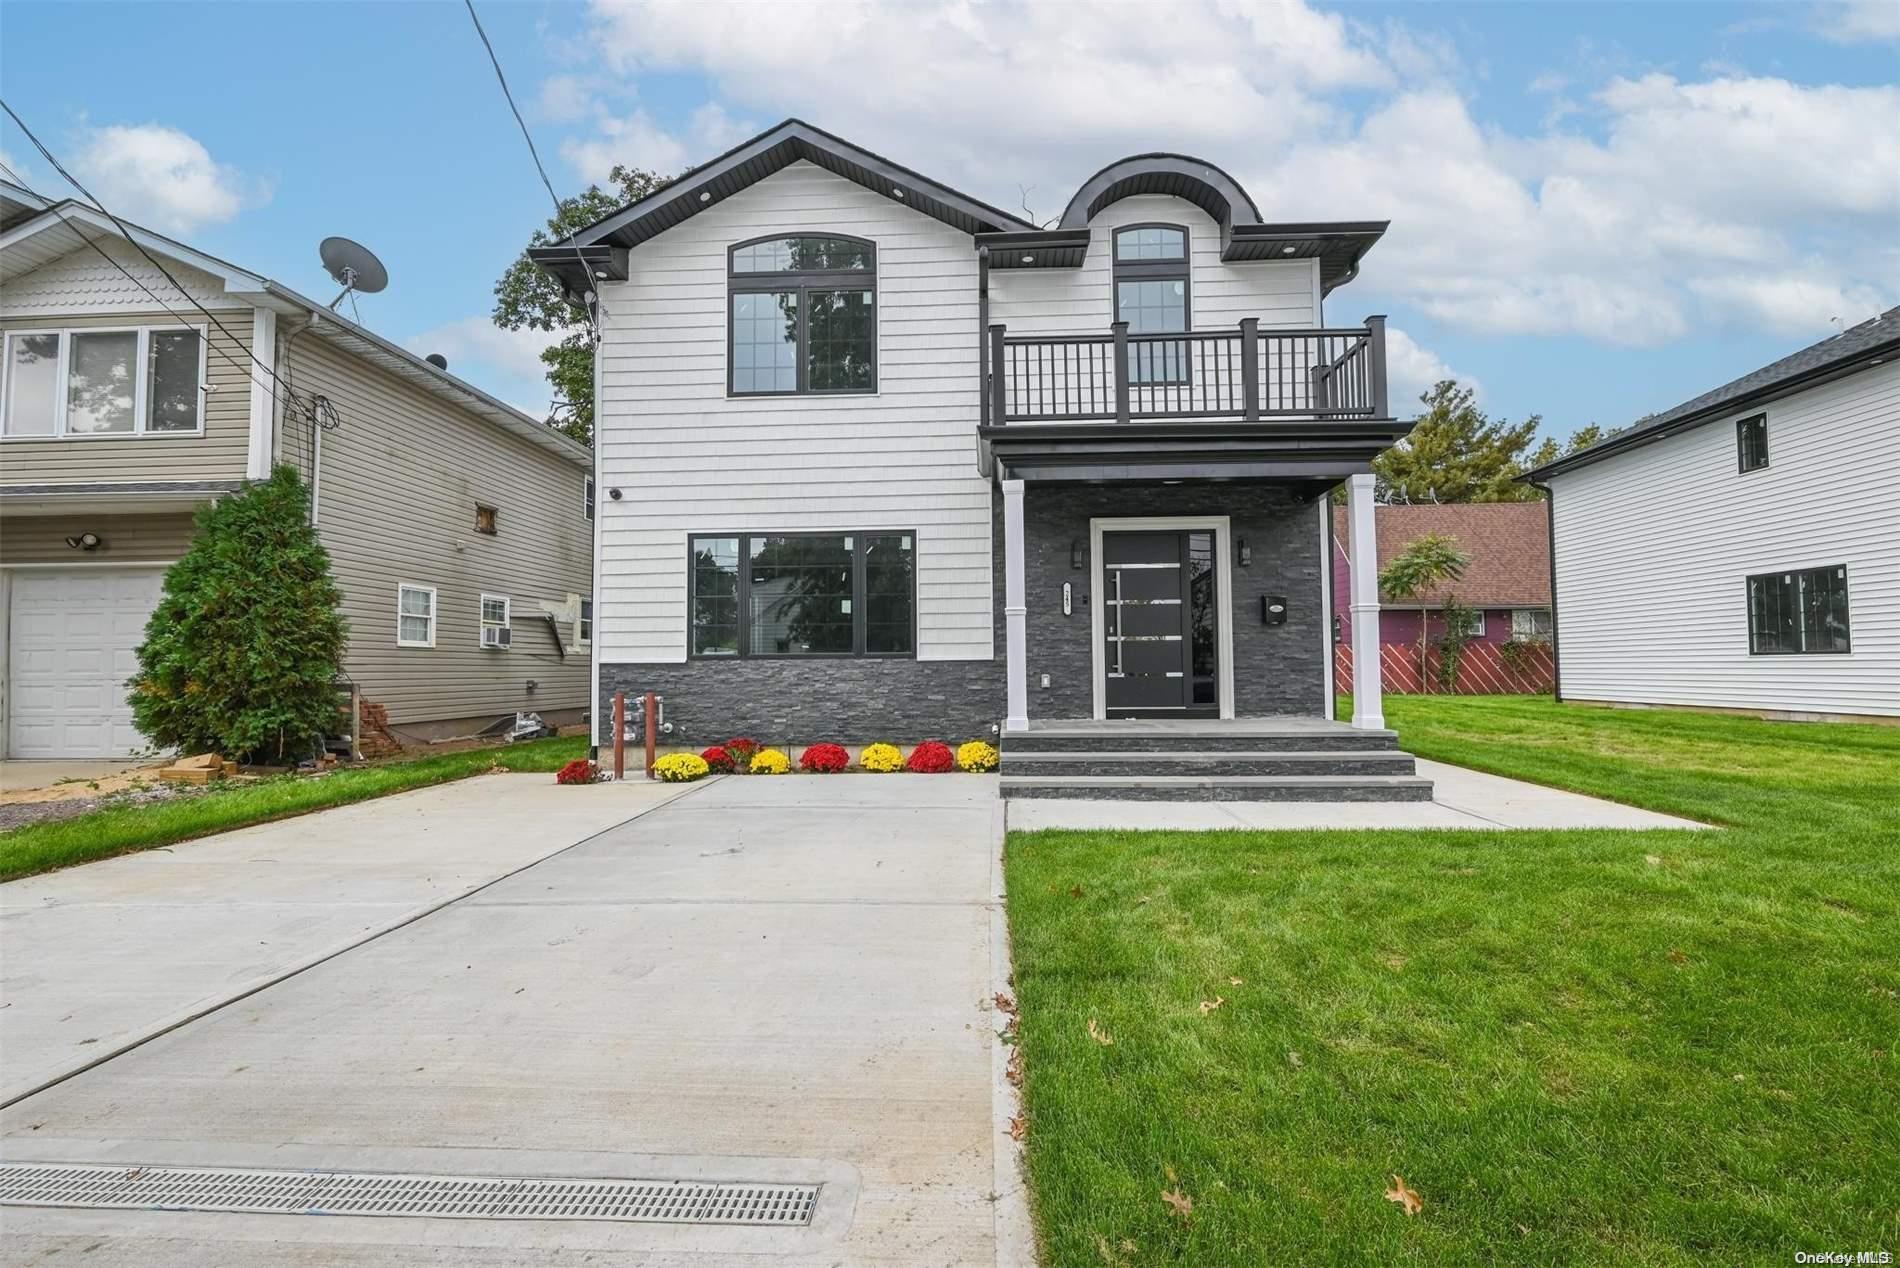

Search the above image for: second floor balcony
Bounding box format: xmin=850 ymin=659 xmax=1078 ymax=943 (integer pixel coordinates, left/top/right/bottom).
xmin=983 ymin=316 xmax=1390 ymax=426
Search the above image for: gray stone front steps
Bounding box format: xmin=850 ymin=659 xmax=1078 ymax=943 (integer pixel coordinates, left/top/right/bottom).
xmin=998 ymin=774 xmax=1436 ymax=802
xmin=1001 ymin=751 xmax=1418 ymax=778
xmin=1002 ymin=726 xmax=1403 ymax=754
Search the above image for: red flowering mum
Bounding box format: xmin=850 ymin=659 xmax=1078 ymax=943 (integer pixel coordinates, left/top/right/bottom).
xmin=724 ymin=736 xmax=760 ymax=764
xmin=800 ymin=742 xmax=850 ymax=773
xmin=555 ymin=758 xmax=599 ymax=785
xmin=905 ymin=740 xmax=955 ymax=773
xmin=700 ymin=746 xmax=736 ymax=774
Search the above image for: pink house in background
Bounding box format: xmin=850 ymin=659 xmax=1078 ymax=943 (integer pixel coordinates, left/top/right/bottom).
xmin=1332 ymin=503 xmax=1553 ymax=649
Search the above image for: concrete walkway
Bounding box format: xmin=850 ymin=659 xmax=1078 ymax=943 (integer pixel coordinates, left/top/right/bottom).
xmin=0 ymin=774 xmax=689 ymax=1105
xmin=1 ymin=775 xmax=1011 ymax=1267
xmin=1006 ymin=758 xmax=1709 ymax=831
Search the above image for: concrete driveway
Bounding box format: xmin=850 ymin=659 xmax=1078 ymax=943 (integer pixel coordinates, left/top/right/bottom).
xmin=1 ymin=774 xmax=1014 ymax=1266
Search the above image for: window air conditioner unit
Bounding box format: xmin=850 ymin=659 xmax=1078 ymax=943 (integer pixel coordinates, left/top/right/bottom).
xmin=482 ymin=626 xmax=511 ymax=649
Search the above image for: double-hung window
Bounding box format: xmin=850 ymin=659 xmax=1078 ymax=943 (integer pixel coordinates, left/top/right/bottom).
xmin=397 ymin=584 xmax=436 ymax=648
xmin=480 ymin=594 xmax=512 ymax=649
xmin=1 ymin=325 xmax=206 ymax=437
xmin=728 ymin=235 xmax=876 ymax=395
xmin=578 ymin=597 xmax=594 ymax=646
xmin=1113 ymin=224 xmax=1190 ymax=385
xmin=1747 ymin=566 xmax=1849 ymax=654
xmin=689 ymin=532 xmax=915 ymax=658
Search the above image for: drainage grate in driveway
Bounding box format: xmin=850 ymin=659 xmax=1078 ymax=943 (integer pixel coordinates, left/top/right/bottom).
xmin=0 ymin=1163 xmax=820 ymax=1226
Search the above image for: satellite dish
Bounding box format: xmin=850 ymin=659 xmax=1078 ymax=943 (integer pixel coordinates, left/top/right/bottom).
xmin=319 ymin=236 xmax=388 ymax=311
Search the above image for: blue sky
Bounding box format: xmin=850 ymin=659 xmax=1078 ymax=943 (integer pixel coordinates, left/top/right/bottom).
xmin=3 ymin=0 xmax=1895 ymax=439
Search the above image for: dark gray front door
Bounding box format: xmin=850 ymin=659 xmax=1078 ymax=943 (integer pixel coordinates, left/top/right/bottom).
xmin=1102 ymin=529 xmax=1219 ymax=717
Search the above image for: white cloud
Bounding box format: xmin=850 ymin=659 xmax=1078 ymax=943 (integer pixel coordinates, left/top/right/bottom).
xmin=537 ymin=74 xmax=596 ymax=123
xmin=1814 ymin=0 xmax=1900 ymax=42
xmin=71 ymin=123 xmax=256 ymax=233
xmin=552 ymin=1 xmax=1899 ymax=347
xmin=404 ymin=317 xmax=559 ymax=386
xmin=1384 ymin=327 xmax=1478 ymax=407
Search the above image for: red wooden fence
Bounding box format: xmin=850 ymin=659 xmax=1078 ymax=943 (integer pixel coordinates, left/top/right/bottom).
xmin=1336 ymin=641 xmax=1555 ymax=696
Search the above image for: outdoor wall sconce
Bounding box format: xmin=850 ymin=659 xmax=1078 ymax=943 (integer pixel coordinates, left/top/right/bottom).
xmin=1070 ymin=539 xmax=1084 ymax=570
xmin=1237 ymin=537 xmax=1252 ymax=567
xmin=64 ymin=532 xmax=102 ymax=552
xmin=1262 ymin=594 xmax=1287 ymax=625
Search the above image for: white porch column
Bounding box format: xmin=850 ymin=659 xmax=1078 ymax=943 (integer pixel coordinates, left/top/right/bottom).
xmin=1001 ymin=478 xmax=1029 ymax=732
xmin=1347 ymin=472 xmax=1385 ymax=730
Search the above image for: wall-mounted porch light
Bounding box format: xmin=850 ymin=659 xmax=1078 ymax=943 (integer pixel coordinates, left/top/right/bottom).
xmin=64 ymin=532 xmax=102 ymax=552
xmin=1070 ymin=539 xmax=1084 ymax=570
xmin=1237 ymin=537 xmax=1252 ymax=567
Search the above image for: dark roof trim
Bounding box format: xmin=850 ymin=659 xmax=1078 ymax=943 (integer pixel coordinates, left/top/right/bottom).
xmin=1225 ymin=222 xmax=1387 ymax=295
xmin=559 ymin=118 xmax=1036 ymax=253
xmin=0 ymin=480 xmax=246 ymax=498
xmin=1059 ymin=154 xmax=1262 ymax=231
xmin=525 ymin=243 xmax=629 ymax=302
xmin=976 ymin=229 xmax=1092 ymax=270
xmin=1527 ymin=307 xmax=1900 ymax=482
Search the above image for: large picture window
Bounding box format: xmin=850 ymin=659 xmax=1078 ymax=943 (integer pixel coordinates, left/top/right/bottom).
xmin=729 ymin=235 xmax=876 ymax=396
xmin=1747 ymin=565 xmax=1850 ymax=655
xmin=1113 ymin=224 xmax=1190 ymax=385
xmin=0 ymin=325 xmax=206 ymax=438
xmin=689 ymin=531 xmax=914 ymax=658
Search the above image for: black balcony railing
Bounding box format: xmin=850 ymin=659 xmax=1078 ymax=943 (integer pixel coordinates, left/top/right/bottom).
xmin=984 ymin=316 xmax=1388 ymax=425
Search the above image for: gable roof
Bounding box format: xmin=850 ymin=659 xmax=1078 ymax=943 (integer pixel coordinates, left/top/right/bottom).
xmin=1334 ymin=502 xmax=1551 ymax=608
xmin=1528 ymin=305 xmax=1900 ymax=481
xmin=0 ymin=184 xmax=590 ymax=468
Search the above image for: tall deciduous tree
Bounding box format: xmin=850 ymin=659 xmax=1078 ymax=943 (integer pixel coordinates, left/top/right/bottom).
xmin=129 ymin=466 xmax=347 ymax=763
xmin=1377 ymin=531 xmax=1470 ymax=693
xmin=492 ymin=165 xmax=671 ymax=447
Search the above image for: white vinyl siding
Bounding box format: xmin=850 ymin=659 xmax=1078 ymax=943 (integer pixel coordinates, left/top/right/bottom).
xmin=989 ymin=195 xmax=1320 ymax=338
xmin=1548 ymin=359 xmax=1900 ymax=717
xmin=593 ymin=160 xmax=991 ymax=664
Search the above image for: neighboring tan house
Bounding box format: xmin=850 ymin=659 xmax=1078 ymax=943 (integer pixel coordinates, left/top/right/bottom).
xmin=1526 ymin=307 xmax=1899 ymax=722
xmin=531 ymin=119 xmax=1429 ymax=801
xmin=1331 ymin=502 xmax=1553 ymax=648
xmin=0 ymin=181 xmax=594 ymax=759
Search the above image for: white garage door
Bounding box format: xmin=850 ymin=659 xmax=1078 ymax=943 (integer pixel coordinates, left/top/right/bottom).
xmin=7 ymin=568 xmax=165 ymax=759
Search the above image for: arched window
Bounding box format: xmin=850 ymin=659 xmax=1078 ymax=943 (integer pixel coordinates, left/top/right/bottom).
xmin=728 ymin=235 xmax=877 ymax=396
xmin=1112 ymin=224 xmax=1190 ymax=384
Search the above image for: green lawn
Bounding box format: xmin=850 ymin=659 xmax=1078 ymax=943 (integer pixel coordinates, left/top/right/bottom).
xmin=0 ymin=735 xmax=587 ymax=882
xmin=1005 ymin=696 xmax=1900 ymax=1265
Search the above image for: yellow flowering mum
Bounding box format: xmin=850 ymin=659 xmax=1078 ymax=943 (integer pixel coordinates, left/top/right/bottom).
xmin=750 ymin=747 xmax=791 ymax=775
xmin=956 ymin=740 xmax=1000 ymax=773
xmin=653 ymin=752 xmax=710 ymax=782
xmin=860 ymin=742 xmax=904 ymax=773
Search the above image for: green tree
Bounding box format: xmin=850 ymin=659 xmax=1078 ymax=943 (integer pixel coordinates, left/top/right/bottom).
xmin=1527 ymin=422 xmax=1622 ymax=470
xmin=128 ymin=466 xmax=347 ymax=764
xmin=492 ymin=165 xmax=671 ymax=446
xmin=1373 ymin=381 xmax=1544 ymax=504
xmin=1378 ymin=531 xmax=1470 ymax=694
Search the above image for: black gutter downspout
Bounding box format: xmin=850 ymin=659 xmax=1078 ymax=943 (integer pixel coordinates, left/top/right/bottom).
xmin=1535 ymin=480 xmax=1562 ymax=703
xmin=977 ymin=245 xmax=991 ymax=429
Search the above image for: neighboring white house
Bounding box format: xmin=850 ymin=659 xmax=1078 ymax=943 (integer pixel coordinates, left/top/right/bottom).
xmin=529 ymin=119 xmax=1418 ymax=761
xmin=1527 ymin=307 xmax=1900 ymax=722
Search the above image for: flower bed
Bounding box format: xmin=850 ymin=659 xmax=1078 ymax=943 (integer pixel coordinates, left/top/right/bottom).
xmin=750 ymin=747 xmax=791 ymax=775
xmin=724 ymin=736 xmax=760 ymax=766
xmin=956 ymin=740 xmax=999 ymax=772
xmin=700 ymin=746 xmax=736 ymax=774
xmin=799 ymin=743 xmax=850 ymax=773
xmin=653 ymin=752 xmax=710 ymax=782
xmin=905 ymin=740 xmax=956 ymax=773
xmin=860 ymin=742 xmax=904 ymax=773
xmin=555 ymin=758 xmax=601 ymax=785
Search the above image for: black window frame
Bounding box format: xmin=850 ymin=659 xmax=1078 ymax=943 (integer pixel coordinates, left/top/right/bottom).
xmin=1111 ymin=223 xmax=1192 ymax=386
xmin=1736 ymin=412 xmax=1769 ymax=473
xmin=687 ymin=529 xmax=917 ymax=660
xmin=727 ymin=234 xmax=878 ymax=398
xmin=1746 ymin=565 xmax=1851 ymax=656
xmin=583 ymin=475 xmax=596 ymax=521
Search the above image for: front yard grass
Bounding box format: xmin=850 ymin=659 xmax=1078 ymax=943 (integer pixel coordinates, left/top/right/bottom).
xmin=0 ymin=735 xmax=587 ymax=882
xmin=1005 ymin=696 xmax=1899 ymax=1264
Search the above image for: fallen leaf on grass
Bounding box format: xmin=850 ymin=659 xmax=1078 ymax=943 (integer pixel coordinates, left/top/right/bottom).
xmin=1070 ymin=885 xmax=1085 ymax=898
xmin=1384 ymin=1174 xmax=1422 ymax=1216
xmin=1133 ymin=895 xmax=1152 ymax=907
xmin=1287 ymin=1050 xmax=1304 ymax=1068
xmin=1006 ymin=1049 xmax=1024 ymax=1086
xmin=1198 ymin=996 xmax=1226 ymax=1014
xmin=994 ymin=992 xmax=1017 ymax=1015
xmin=1381 ymin=953 xmax=1408 ymax=971
xmin=1667 ymin=947 xmax=1688 ymax=964
xmin=1160 ymin=1186 xmax=1193 ymax=1219
xmin=1644 ymin=854 xmax=1663 ymax=867
xmin=1009 ymin=1115 xmax=1027 ymax=1142
xmin=1090 ymin=1233 xmax=1139 ymax=1266
xmin=1228 ymin=976 xmax=1243 ymax=986
xmin=1087 ymin=1018 xmax=1114 ymax=1046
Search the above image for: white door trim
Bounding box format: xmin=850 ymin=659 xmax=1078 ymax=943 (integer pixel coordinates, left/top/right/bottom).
xmin=1089 ymin=516 xmax=1235 ymax=721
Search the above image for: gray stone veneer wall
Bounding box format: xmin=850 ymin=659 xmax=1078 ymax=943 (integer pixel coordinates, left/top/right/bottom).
xmin=598 ymin=481 xmax=1326 ymax=744
xmin=1021 ymin=484 xmax=1327 ymax=718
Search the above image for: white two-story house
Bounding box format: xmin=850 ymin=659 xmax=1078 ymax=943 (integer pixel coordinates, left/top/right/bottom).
xmin=1527 ymin=308 xmax=1899 ymax=722
xmin=535 ymin=120 xmax=1425 ymax=800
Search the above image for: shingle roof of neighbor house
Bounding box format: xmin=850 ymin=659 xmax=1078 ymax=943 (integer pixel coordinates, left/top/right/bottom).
xmin=1335 ymin=502 xmax=1551 ymax=608
xmin=1526 ymin=305 xmax=1900 ymax=481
